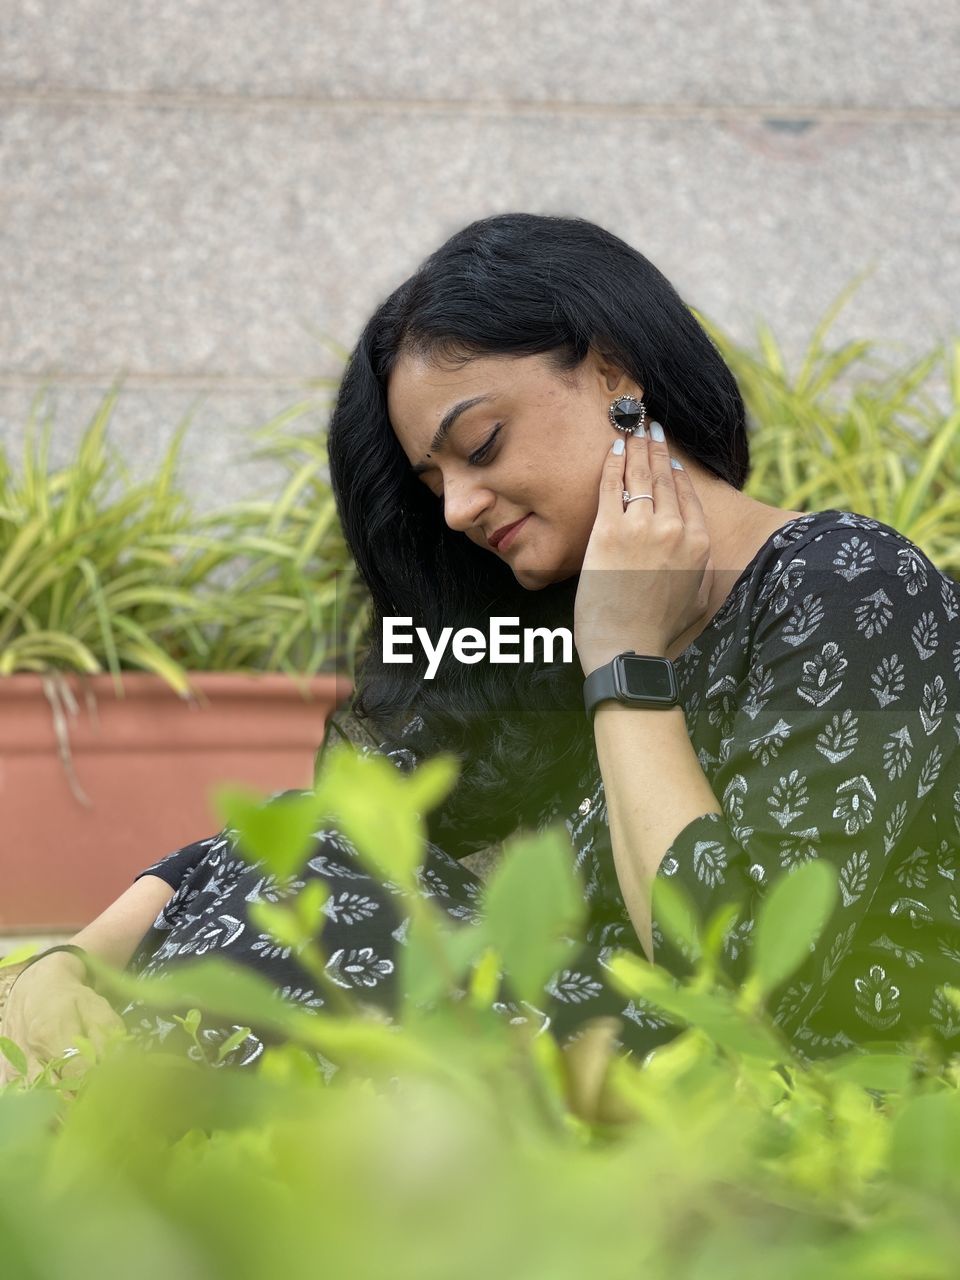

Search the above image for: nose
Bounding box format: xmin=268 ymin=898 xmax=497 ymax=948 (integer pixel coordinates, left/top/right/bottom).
xmin=441 ymin=475 xmax=494 ymax=536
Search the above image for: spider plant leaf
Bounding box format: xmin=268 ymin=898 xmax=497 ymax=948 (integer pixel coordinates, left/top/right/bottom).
xmin=0 ymin=631 xmax=101 ymax=675
xmin=109 ymin=615 xmax=193 ymax=696
xmin=894 ymin=413 xmax=960 ymax=532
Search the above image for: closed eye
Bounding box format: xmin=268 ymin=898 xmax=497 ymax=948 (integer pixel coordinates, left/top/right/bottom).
xmin=467 ymin=423 xmax=503 ymax=465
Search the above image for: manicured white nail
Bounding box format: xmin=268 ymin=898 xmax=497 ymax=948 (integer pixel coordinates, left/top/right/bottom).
xmin=612 ymin=437 xmax=625 ymax=455
xmin=632 ymin=424 xmax=646 ymax=438
xmin=670 ymin=457 xmax=684 ymax=470
xmin=649 ymin=421 xmax=665 ymax=443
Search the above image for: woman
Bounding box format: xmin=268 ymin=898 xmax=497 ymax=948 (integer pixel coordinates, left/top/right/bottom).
xmin=3 ymin=212 xmax=958 ymax=1084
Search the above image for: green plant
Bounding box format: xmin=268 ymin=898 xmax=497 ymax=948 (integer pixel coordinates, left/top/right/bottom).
xmin=1 ymin=744 xmax=958 ymax=1279
xmin=5 ymin=309 xmax=960 ymax=1276
xmin=700 ymin=283 xmax=960 ymax=579
xmin=0 ymin=383 xmax=371 ymax=691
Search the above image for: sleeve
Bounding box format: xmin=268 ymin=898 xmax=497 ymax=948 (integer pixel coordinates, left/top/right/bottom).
xmin=133 ymin=832 xmax=229 ymax=891
xmin=650 ymin=524 xmax=960 ymax=1043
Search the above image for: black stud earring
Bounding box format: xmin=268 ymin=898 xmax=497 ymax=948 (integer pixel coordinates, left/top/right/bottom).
xmin=608 ymin=394 xmax=646 ymax=434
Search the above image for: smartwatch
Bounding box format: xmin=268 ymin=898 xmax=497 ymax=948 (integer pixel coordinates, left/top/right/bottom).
xmin=583 ymin=650 xmax=679 ymax=720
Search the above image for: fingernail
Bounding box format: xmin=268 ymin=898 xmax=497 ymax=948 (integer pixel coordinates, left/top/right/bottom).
xmin=632 ymin=424 xmax=646 ymax=439
xmin=612 ymin=437 xmax=625 ymax=455
xmin=649 ymin=421 xmax=665 ymax=443
xmin=670 ymin=457 xmax=684 ymax=470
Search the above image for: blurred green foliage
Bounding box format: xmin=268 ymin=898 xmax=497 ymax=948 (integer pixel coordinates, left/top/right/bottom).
xmin=702 ymin=281 xmax=960 ymax=579
xmin=1 ymin=741 xmax=958 ymax=1280
xmin=0 ymin=383 xmax=370 ymax=693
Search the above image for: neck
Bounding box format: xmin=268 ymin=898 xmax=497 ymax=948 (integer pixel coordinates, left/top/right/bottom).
xmin=663 ymin=455 xmax=804 ymax=661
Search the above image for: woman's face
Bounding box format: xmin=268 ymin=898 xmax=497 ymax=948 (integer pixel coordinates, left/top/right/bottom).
xmin=388 ymin=348 xmax=640 ymax=589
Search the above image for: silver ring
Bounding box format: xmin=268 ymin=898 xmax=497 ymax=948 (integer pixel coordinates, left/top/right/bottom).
xmin=59 ymin=1047 xmax=80 ymax=1060
xmin=622 ymin=492 xmax=655 ymax=506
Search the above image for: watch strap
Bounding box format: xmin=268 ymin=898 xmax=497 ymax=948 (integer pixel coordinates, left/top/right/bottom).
xmin=582 ymin=660 xmax=620 ymax=719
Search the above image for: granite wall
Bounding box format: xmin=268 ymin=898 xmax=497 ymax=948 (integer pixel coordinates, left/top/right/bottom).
xmin=1 ymin=0 xmax=957 ymax=498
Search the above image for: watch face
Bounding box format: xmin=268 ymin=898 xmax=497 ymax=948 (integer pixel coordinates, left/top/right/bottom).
xmin=620 ymin=656 xmax=676 ymax=700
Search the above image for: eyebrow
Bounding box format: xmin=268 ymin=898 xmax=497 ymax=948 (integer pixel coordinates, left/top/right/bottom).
xmin=409 ymin=395 xmax=493 ymax=476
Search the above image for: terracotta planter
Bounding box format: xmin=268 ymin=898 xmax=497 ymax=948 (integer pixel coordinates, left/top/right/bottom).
xmin=0 ymin=672 xmax=354 ymax=932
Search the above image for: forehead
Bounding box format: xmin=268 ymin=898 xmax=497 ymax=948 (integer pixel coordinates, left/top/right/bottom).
xmin=387 ymin=350 xmax=560 ymax=445
xmin=387 ymin=353 xmax=498 ymax=463
xmin=388 ymin=352 xmax=499 ymax=421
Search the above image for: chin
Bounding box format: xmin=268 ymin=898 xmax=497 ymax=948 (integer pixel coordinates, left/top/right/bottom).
xmin=512 ymin=557 xmax=579 ymax=591
xmin=514 ymin=569 xmax=553 ymax=591
xmin=502 ymin=527 xmax=584 ymax=589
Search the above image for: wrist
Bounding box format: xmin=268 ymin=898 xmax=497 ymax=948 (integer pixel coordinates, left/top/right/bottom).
xmin=583 ymin=650 xmax=680 ymax=721
xmin=578 ymin=643 xmax=667 ymax=676
xmin=38 ymin=950 xmax=89 ymax=982
xmin=19 ymin=945 xmax=91 ymax=986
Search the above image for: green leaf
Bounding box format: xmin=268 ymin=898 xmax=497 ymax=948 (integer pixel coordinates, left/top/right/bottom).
xmin=0 ymin=1035 xmax=28 ymax=1079
xmin=216 ymin=1026 xmax=254 ymax=1064
xmin=313 ymin=747 xmax=428 ymax=890
xmin=650 ymin=876 xmax=702 ymax=964
xmin=605 ymin=951 xmax=784 ymax=1060
xmin=0 ymin=945 xmax=42 ymax=969
xmin=173 ymin=1008 xmax=203 ymax=1044
xmin=894 ymin=410 xmax=960 ymax=531
xmin=248 ymin=901 xmax=310 ymax=952
xmin=748 ymin=860 xmax=838 ymax=1000
xmin=479 ymin=827 xmax=585 ymax=1009
xmin=89 ymin=954 xmax=450 ymax=1077
xmin=87 ymin=954 xmax=317 ymax=1043
xmin=889 ymin=1094 xmax=960 ymax=1199
xmin=292 ymin=880 xmax=330 ymax=938
xmin=821 ymin=1052 xmax=914 ymax=1094
xmin=466 ymin=945 xmax=504 ymax=1010
xmin=212 ymin=785 xmax=324 ymax=879
xmin=399 ymin=911 xmax=490 ymax=1010
xmin=701 ymin=901 xmax=741 ymax=968
xmin=405 ymin=753 xmax=461 ymax=818
xmin=249 ymin=880 xmax=332 ymax=952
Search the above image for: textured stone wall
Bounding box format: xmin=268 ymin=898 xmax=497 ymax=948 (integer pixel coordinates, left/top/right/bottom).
xmin=1 ymin=0 xmax=957 ymax=499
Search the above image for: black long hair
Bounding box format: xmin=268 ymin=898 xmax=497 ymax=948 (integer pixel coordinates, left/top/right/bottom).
xmin=326 ymin=212 xmax=750 ymax=857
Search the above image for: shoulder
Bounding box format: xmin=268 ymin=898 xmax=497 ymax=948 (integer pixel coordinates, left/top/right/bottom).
xmin=753 ymin=509 xmax=960 ymax=630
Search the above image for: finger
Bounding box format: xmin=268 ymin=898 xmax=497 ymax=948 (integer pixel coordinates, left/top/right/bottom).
xmin=561 ymin=1015 xmax=623 ymax=1123
xmin=669 ymin=459 xmax=711 ymax=549
xmin=623 ymin=428 xmax=655 ymax=516
xmin=697 ymin=554 xmax=716 ymax=613
xmin=600 ymin=435 xmax=630 ymax=517
xmin=77 ymin=992 xmax=127 ymax=1058
xmin=645 ymin=421 xmax=681 ymax=518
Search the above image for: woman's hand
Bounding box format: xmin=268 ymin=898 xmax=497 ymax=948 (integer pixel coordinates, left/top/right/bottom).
xmin=574 ymin=424 xmax=715 ymax=675
xmin=0 ymin=951 xmax=127 ymax=1087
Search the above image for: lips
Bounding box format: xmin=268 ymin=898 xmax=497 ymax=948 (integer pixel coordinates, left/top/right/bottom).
xmin=489 ymin=514 xmax=531 ymax=550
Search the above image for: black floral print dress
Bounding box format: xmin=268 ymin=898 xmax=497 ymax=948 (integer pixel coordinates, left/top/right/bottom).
xmin=119 ymin=510 xmax=960 ymax=1072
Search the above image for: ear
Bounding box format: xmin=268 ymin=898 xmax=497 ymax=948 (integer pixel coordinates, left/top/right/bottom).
xmin=590 ymin=347 xmax=643 ymax=399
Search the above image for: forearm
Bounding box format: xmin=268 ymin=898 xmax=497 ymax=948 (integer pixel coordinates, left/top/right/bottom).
xmin=593 ymin=702 xmax=721 ymax=962
xmin=66 ymin=874 xmax=176 ymax=973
